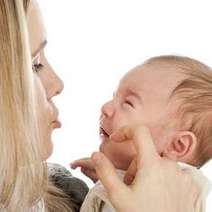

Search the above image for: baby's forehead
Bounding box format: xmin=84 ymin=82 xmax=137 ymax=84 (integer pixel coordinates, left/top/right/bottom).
xmin=134 ymin=62 xmax=185 ymax=76
xmin=120 ymin=63 xmax=186 ymax=91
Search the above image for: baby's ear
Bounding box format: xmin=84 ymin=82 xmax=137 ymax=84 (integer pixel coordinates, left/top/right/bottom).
xmin=163 ymin=131 xmax=197 ymax=162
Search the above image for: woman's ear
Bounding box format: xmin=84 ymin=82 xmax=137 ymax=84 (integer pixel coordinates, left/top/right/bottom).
xmin=162 ymin=131 xmax=197 ymax=162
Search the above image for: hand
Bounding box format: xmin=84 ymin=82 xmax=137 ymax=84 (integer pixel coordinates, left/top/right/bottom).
xmin=70 ymin=158 xmax=98 ymax=183
xmin=91 ymin=125 xmax=199 ymax=212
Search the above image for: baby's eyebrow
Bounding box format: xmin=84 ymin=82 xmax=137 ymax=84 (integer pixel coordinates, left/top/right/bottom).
xmin=115 ymin=87 xmax=143 ymax=103
xmin=126 ymin=88 xmax=143 ymax=103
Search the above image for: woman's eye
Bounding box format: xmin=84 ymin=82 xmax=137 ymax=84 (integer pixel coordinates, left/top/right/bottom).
xmin=32 ymin=63 xmax=44 ymax=73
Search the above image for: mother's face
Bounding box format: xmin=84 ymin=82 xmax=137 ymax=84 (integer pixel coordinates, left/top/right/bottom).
xmin=27 ymin=0 xmax=64 ymax=159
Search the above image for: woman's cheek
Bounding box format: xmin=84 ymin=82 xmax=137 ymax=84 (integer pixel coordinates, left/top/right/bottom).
xmin=34 ymin=76 xmax=53 ymax=159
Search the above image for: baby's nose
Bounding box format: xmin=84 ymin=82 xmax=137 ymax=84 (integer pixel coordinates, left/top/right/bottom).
xmin=101 ymin=100 xmax=115 ymax=118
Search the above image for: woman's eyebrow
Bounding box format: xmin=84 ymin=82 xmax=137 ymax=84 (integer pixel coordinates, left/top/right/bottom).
xmin=32 ymin=40 xmax=47 ymax=59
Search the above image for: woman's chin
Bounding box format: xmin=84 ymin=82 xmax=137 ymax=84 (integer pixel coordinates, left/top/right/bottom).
xmin=42 ymin=139 xmax=54 ymax=160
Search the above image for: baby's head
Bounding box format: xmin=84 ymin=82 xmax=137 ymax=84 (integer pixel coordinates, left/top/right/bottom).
xmin=99 ymin=55 xmax=212 ymax=170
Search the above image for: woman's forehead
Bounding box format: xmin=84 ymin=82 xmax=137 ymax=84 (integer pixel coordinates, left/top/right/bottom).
xmin=27 ymin=0 xmax=47 ymax=58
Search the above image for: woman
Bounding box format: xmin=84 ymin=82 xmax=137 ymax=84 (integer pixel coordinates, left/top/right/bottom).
xmin=0 ymin=0 xmax=202 ymax=211
xmin=0 ymin=0 xmax=83 ymax=211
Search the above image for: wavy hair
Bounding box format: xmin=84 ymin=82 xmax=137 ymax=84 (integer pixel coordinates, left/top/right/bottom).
xmin=0 ymin=0 xmax=75 ymax=211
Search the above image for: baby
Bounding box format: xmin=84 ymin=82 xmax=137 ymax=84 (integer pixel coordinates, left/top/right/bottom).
xmin=72 ymin=55 xmax=212 ymax=212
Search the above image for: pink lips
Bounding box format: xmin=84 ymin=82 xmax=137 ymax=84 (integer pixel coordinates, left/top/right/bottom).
xmin=52 ymin=120 xmax=62 ymax=129
xmin=100 ymin=127 xmax=110 ymax=142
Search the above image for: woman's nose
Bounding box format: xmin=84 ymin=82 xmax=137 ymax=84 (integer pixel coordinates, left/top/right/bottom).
xmin=101 ymin=100 xmax=115 ymax=118
xmin=45 ymin=69 xmax=64 ymax=100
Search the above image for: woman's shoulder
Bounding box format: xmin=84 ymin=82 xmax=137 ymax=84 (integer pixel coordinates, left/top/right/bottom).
xmin=48 ymin=163 xmax=89 ymax=209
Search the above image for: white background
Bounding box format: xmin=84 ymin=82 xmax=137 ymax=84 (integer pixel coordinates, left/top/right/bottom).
xmin=38 ymin=0 xmax=212 ymax=209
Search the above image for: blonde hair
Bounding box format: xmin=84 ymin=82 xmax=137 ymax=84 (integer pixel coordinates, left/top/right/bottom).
xmin=146 ymin=55 xmax=212 ymax=167
xmin=0 ymin=0 xmax=75 ymax=211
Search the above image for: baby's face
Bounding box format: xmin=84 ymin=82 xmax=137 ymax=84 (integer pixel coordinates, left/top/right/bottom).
xmin=99 ymin=63 xmax=185 ymax=170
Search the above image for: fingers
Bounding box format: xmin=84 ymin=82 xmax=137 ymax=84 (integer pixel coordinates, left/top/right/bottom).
xmin=70 ymin=158 xmax=95 ymax=170
xmin=110 ymin=125 xmax=132 ymax=142
xmin=133 ymin=125 xmax=159 ymax=168
xmin=124 ymin=158 xmax=137 ymax=185
xmin=70 ymin=158 xmax=98 ymax=182
xmin=80 ymin=167 xmax=98 ymax=183
xmin=111 ymin=125 xmax=159 ymax=168
xmin=91 ymin=152 xmax=129 ymax=197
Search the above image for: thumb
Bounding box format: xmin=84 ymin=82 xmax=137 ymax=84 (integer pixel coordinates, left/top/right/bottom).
xmin=111 ymin=125 xmax=159 ymax=169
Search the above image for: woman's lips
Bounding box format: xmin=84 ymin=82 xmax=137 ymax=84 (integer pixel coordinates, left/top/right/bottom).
xmin=51 ymin=120 xmax=62 ymax=129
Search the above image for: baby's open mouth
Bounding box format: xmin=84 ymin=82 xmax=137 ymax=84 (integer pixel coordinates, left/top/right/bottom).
xmin=99 ymin=127 xmax=110 ymax=141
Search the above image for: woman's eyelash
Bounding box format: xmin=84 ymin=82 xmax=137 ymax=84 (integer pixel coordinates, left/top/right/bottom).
xmin=32 ymin=63 xmax=44 ymax=73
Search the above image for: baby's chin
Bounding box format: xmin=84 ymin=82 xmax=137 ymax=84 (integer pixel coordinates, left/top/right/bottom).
xmin=99 ymin=138 xmax=110 ymax=155
xmin=98 ymin=148 xmax=130 ymax=171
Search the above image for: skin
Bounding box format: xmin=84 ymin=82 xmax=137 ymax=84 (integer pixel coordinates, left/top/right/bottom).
xmin=91 ymin=125 xmax=200 ymax=212
xmin=72 ymin=63 xmax=197 ymax=182
xmin=27 ymin=0 xmax=64 ymax=159
xmin=26 ymin=2 xmax=201 ymax=211
xmin=99 ymin=63 xmax=185 ymax=169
